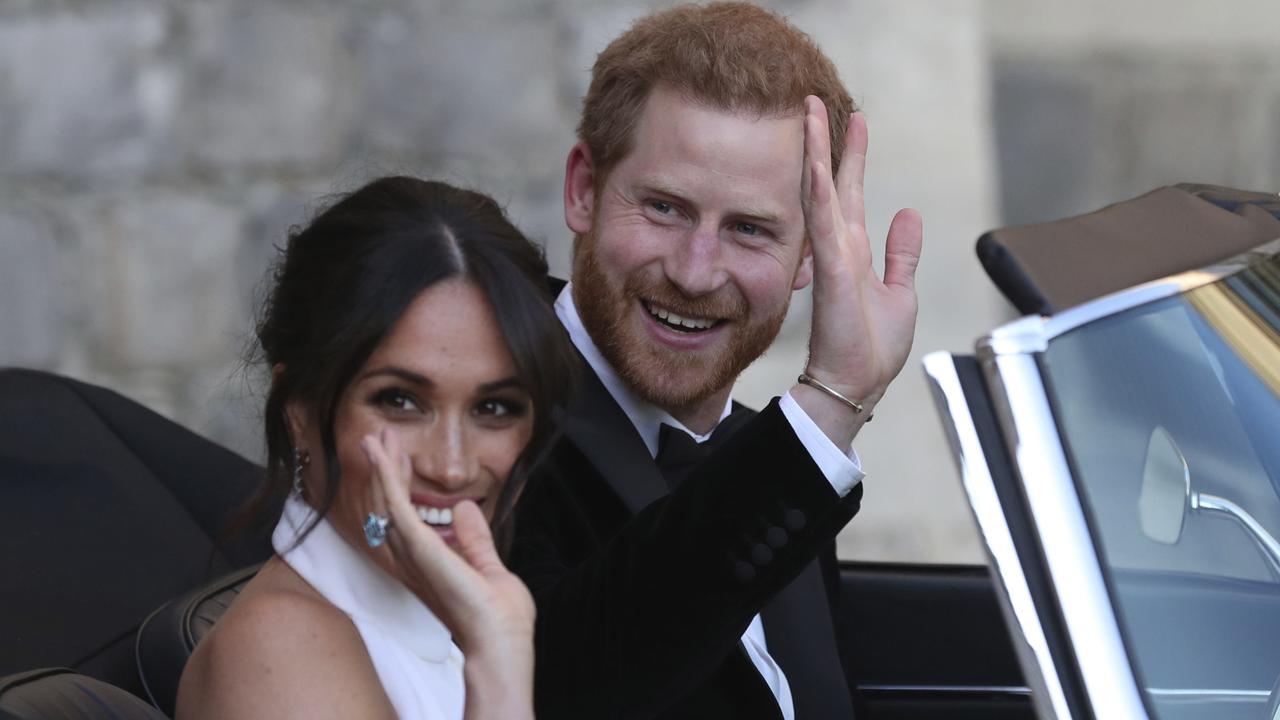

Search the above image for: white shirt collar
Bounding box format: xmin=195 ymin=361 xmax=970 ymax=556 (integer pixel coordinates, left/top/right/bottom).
xmin=556 ymin=282 xmax=733 ymax=458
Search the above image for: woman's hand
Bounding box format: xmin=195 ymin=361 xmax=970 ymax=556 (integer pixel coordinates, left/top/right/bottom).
xmin=362 ymin=429 xmax=534 ymax=720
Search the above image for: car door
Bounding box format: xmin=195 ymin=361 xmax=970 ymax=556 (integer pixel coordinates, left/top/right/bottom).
xmin=925 ymin=239 xmax=1280 ymax=720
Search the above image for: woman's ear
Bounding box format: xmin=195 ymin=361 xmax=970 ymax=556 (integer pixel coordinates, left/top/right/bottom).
xmin=275 ymin=365 xmax=311 ymax=451
xmin=564 ymin=141 xmax=597 ymax=235
xmin=284 ymin=399 xmax=311 ymax=452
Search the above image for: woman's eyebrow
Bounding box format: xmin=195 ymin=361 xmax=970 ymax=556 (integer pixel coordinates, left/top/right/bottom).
xmin=479 ymin=377 xmax=524 ymax=393
xmin=358 ymin=367 xmax=433 ymax=387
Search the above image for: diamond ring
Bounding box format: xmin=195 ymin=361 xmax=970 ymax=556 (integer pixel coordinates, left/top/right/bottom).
xmin=364 ymin=512 xmax=392 ymax=548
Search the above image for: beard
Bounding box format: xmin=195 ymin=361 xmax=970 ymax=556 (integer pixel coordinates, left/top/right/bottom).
xmin=573 ymin=228 xmax=790 ymax=411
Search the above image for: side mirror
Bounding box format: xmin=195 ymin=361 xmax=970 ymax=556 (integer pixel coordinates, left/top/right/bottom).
xmin=1137 ymin=426 xmax=1280 ymax=578
xmin=1138 ymin=426 xmax=1190 ymax=545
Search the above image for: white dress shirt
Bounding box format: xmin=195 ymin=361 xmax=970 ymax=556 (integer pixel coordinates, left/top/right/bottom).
xmin=555 ymin=284 xmax=865 ymax=720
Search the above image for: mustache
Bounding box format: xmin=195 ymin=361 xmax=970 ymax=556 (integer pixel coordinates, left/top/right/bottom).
xmin=624 ymin=274 xmax=746 ymax=321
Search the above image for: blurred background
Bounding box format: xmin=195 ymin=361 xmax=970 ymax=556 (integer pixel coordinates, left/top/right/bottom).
xmin=2 ymin=0 xmax=1278 ymax=563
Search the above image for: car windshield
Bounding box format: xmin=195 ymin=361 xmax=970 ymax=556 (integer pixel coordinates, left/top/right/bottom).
xmin=1041 ymin=254 xmax=1280 ymax=720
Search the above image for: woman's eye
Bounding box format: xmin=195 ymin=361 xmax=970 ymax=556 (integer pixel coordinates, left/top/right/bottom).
xmin=476 ymin=398 xmax=527 ymax=420
xmin=374 ymin=389 xmax=420 ymax=413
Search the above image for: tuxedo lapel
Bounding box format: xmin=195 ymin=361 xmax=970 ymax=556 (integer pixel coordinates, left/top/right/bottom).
xmin=762 ymin=561 xmax=853 ymax=719
xmin=556 ymin=350 xmax=846 ymax=718
xmin=559 ymin=360 xmax=668 ymax=515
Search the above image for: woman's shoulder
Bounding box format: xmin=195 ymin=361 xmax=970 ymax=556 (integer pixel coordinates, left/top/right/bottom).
xmin=176 ymin=559 xmax=395 ymax=719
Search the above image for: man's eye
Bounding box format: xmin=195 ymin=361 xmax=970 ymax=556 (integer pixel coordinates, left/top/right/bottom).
xmin=650 ymin=200 xmax=674 ymax=215
xmin=734 ymin=222 xmax=761 ymax=237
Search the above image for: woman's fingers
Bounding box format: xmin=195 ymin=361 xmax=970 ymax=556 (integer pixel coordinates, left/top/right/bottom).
xmin=366 ymin=436 xmax=389 ymax=523
xmin=363 ymin=431 xmax=434 ymax=560
xmin=362 ymin=430 xmax=475 ymax=587
xmin=451 ymin=500 xmax=504 ymax=577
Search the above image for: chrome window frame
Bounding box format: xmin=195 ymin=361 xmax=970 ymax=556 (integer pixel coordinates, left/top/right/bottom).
xmin=924 ymin=353 xmax=1073 ymax=720
xmin=926 ymin=236 xmax=1280 ymax=719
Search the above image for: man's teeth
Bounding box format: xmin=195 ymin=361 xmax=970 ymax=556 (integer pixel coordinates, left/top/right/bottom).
xmin=647 ymin=304 xmax=716 ymax=331
xmin=416 ymin=506 xmax=454 ymax=526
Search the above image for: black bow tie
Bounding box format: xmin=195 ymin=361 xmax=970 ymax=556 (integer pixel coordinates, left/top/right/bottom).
xmin=655 ymin=408 xmax=750 ymax=489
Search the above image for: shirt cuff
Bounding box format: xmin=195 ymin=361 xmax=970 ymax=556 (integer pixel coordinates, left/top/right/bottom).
xmin=779 ymin=391 xmax=865 ymax=497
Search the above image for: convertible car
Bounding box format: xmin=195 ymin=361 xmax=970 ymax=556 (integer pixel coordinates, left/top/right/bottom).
xmin=2 ymin=184 xmax=1278 ymax=719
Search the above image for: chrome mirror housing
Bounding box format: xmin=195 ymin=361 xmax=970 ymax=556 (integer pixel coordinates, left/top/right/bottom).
xmin=1137 ymin=426 xmax=1190 ymax=546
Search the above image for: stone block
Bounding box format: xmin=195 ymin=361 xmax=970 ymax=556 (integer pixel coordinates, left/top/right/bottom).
xmin=352 ymin=9 xmax=570 ymax=174
xmin=556 ymin=3 xmax=651 ymax=102
xmin=71 ymin=190 xmax=244 ymax=369
xmin=0 ymin=205 xmax=65 ymax=367
xmin=0 ymin=5 xmax=176 ymax=177
xmin=176 ymin=3 xmax=355 ymax=170
xmin=992 ymin=57 xmax=1098 ymax=226
xmin=1114 ymin=58 xmax=1280 ymax=195
xmin=180 ymin=360 xmax=267 ymax=465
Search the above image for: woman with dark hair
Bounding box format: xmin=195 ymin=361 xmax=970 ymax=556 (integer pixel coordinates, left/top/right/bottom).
xmin=175 ymin=176 xmax=576 ymax=720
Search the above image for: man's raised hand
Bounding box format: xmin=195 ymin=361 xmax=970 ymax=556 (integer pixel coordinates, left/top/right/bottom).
xmin=795 ymin=96 xmax=923 ymax=446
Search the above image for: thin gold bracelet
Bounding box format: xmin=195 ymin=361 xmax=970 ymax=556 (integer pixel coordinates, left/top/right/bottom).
xmin=797 ymin=373 xmax=873 ymax=421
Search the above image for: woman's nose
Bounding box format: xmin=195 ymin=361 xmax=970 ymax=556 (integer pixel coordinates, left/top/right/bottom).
xmin=410 ymin=419 xmax=475 ymax=490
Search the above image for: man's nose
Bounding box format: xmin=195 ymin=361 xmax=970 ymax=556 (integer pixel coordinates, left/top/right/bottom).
xmin=410 ymin=418 xmax=474 ymax=490
xmin=664 ymin=222 xmax=727 ymax=297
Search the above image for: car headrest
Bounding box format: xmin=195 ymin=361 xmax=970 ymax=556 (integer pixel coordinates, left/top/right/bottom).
xmin=135 ymin=565 xmax=261 ymax=718
xmin=977 ymin=184 xmax=1280 ymax=315
xmin=0 ymin=668 xmax=167 ymax=720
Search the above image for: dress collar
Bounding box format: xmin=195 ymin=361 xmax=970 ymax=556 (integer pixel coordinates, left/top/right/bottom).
xmin=555 ymin=283 xmax=733 ymax=457
xmin=272 ymin=495 xmax=454 ymax=663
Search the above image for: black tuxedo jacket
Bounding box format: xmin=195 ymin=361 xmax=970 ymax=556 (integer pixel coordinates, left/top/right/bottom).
xmin=510 ymin=358 xmax=862 ymax=719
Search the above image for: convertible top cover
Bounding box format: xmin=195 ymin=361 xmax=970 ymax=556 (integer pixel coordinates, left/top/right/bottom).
xmin=978 ymin=184 xmax=1280 ymax=315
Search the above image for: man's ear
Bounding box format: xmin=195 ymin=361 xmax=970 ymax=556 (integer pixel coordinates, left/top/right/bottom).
xmin=564 ymin=141 xmax=596 ymax=235
xmin=793 ymin=239 xmax=814 ymax=291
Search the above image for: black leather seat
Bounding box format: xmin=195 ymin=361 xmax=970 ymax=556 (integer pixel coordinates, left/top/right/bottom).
xmin=0 ymin=668 xmax=167 ymax=720
xmin=135 ymin=565 xmax=260 ymax=717
xmin=0 ymin=368 xmax=275 ymax=703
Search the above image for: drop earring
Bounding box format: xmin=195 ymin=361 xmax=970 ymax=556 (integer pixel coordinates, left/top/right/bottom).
xmin=292 ymin=448 xmax=310 ymax=497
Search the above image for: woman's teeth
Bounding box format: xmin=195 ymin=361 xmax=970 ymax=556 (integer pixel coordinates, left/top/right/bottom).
xmin=646 ymin=303 xmax=716 ymax=331
xmin=416 ymin=506 xmax=453 ymax=526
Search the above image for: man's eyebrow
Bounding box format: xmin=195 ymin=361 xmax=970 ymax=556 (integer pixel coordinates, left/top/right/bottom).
xmin=728 ymin=208 xmax=783 ymax=227
xmin=635 ymin=178 xmax=688 ymax=202
xmin=357 ymin=367 xmax=433 ymax=387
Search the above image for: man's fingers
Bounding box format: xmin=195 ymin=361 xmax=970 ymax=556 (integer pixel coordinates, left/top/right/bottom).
xmin=803 ymin=96 xmax=842 ymax=263
xmin=835 ymin=111 xmax=867 ymax=230
xmin=451 ymin=501 xmax=504 ymax=576
xmin=882 ymin=208 xmax=923 ymax=292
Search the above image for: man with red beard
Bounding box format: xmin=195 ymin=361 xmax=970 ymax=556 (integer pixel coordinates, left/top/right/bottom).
xmin=509 ymin=4 xmax=922 ymax=719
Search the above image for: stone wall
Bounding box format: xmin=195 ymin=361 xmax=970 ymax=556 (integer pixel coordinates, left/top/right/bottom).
xmin=987 ymin=0 xmax=1280 ymax=226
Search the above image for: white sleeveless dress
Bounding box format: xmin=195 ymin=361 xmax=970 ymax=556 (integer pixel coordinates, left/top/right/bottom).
xmin=273 ymin=495 xmax=467 ymax=720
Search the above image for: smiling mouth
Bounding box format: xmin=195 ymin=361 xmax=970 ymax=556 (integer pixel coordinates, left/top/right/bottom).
xmin=643 ymin=301 xmax=723 ymax=333
xmin=412 ymin=502 xmax=481 ymax=528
